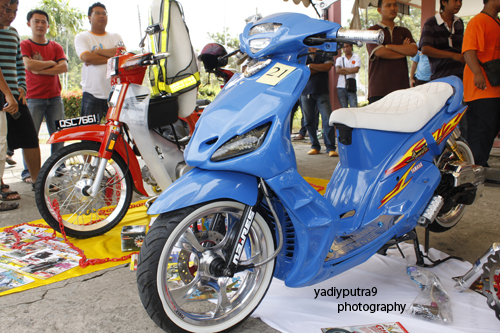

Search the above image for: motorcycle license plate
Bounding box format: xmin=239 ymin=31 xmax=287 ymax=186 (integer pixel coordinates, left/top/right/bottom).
xmin=55 ymin=114 xmax=101 ymax=131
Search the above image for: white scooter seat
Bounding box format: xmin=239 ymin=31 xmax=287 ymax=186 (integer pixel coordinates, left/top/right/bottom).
xmin=329 ymin=82 xmax=454 ymax=133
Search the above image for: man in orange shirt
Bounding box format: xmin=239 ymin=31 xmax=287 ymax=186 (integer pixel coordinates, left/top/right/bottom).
xmin=462 ymin=0 xmax=500 ymax=167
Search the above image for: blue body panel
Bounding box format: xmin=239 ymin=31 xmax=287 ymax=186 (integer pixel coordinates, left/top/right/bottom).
xmin=148 ymin=168 xmax=258 ymax=215
xmin=149 ymin=11 xmax=468 ymax=288
xmin=183 ymin=62 xmax=309 ymax=180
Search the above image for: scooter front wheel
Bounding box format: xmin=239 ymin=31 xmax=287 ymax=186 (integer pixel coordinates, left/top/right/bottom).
xmin=137 ymin=201 xmax=275 ymax=333
xmin=34 ymin=142 xmax=133 ymax=238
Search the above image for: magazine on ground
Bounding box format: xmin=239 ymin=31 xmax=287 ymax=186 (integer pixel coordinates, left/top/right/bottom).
xmin=0 ymin=226 xmax=81 ymax=282
xmin=321 ymin=322 xmax=409 ymax=333
xmin=0 ymin=263 xmax=34 ymax=292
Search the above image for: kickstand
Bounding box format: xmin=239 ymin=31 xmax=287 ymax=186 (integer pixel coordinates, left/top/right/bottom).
xmin=413 ymin=227 xmax=463 ymax=268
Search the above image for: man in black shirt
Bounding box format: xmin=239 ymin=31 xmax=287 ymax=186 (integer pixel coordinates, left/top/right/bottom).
xmin=300 ymin=48 xmax=338 ymax=157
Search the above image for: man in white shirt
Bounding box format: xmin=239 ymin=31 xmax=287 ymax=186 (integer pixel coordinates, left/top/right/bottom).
xmin=335 ymin=44 xmax=361 ymax=108
xmin=74 ymin=2 xmax=124 ymax=118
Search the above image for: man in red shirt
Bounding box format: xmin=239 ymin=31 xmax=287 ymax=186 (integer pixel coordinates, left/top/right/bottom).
xmin=20 ymin=9 xmax=67 ymax=182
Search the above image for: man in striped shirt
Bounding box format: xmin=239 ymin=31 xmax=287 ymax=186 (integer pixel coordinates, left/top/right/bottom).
xmin=420 ymin=0 xmax=465 ymax=81
xmin=0 ymin=0 xmax=41 ymax=192
xmin=0 ymin=0 xmax=19 ymax=210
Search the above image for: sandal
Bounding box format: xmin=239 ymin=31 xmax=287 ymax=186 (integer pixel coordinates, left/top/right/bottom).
xmin=1 ymin=184 xmax=9 ymax=190
xmin=23 ymin=176 xmax=33 ymax=184
xmin=0 ymin=189 xmax=20 ymax=201
xmin=5 ymin=156 xmax=16 ymax=165
xmin=0 ymin=201 xmax=19 ymax=211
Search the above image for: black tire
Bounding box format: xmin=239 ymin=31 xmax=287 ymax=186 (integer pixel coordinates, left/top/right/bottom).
xmin=35 ymin=142 xmax=133 ymax=238
xmin=137 ymin=201 xmax=275 ymax=333
xmin=429 ymin=138 xmax=474 ymax=233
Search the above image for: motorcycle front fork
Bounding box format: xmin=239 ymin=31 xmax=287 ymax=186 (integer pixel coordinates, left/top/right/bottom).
xmin=87 ymin=121 xmax=122 ymax=197
xmin=87 ymin=158 xmax=108 ymax=197
xmin=211 ymin=179 xmax=284 ymax=277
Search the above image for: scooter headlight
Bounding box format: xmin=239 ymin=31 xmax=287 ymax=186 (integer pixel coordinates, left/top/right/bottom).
xmin=249 ymin=23 xmax=281 ymax=36
xmin=211 ymin=123 xmax=271 ymax=162
xmin=249 ymin=38 xmax=271 ymax=53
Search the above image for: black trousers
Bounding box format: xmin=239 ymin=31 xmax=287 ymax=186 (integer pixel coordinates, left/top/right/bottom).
xmin=466 ymin=97 xmax=500 ymax=167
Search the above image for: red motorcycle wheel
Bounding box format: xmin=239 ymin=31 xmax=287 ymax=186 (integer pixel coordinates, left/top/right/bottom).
xmin=34 ymin=142 xmax=133 ymax=238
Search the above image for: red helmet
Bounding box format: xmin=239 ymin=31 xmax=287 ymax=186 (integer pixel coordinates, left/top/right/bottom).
xmin=198 ymin=43 xmax=228 ymax=72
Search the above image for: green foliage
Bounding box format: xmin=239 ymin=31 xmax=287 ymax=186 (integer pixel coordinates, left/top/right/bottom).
xmin=207 ymin=27 xmax=240 ymax=51
xmin=197 ymin=84 xmax=220 ymax=101
xmin=36 ymin=0 xmax=85 ymax=38
xmin=61 ymin=90 xmax=82 ymax=118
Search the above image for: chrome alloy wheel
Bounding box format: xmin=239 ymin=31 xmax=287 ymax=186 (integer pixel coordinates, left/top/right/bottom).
xmin=155 ymin=201 xmax=275 ymax=332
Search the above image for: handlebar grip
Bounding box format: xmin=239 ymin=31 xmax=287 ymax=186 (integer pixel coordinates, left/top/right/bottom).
xmin=153 ymin=52 xmax=171 ymax=60
xmin=336 ymin=28 xmax=384 ymax=45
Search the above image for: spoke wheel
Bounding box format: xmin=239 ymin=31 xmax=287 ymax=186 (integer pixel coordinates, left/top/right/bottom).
xmin=35 ymin=142 xmax=133 ymax=238
xmin=430 ymin=138 xmax=474 ymax=232
xmin=137 ymin=201 xmax=275 ymax=333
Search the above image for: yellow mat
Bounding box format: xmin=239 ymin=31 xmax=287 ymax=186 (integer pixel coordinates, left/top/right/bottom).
xmin=0 ymin=176 xmax=328 ymax=296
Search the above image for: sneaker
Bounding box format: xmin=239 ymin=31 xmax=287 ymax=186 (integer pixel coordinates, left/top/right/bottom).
xmin=307 ymin=149 xmax=320 ymax=155
xmin=328 ymin=151 xmax=339 ymax=157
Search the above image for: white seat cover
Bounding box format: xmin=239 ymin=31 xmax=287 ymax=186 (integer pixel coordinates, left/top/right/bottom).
xmin=329 ymin=82 xmax=454 ymax=133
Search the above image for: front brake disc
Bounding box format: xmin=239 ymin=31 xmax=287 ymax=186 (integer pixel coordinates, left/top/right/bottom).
xmin=481 ymin=251 xmax=500 ymax=320
xmin=177 ymin=230 xmax=224 ymax=284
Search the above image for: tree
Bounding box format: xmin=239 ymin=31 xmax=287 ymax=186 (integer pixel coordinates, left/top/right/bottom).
xmin=34 ymin=0 xmax=85 ymax=91
xmin=207 ymin=27 xmax=240 ymax=51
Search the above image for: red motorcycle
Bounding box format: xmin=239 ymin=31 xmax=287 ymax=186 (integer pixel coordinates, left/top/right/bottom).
xmin=34 ymin=23 xmax=201 ymax=238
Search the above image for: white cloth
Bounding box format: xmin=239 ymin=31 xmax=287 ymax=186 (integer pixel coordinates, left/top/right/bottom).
xmin=335 ymin=54 xmax=361 ymax=88
xmin=252 ymin=243 xmax=499 ymax=333
xmin=74 ymin=31 xmax=123 ymax=99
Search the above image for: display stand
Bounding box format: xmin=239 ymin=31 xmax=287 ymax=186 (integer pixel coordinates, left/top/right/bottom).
xmin=412 ymin=228 xmax=463 ymax=268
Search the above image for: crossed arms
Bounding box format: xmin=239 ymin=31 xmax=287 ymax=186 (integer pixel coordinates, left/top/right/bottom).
xmin=23 ymin=57 xmax=68 ymax=75
xmin=308 ymin=62 xmax=333 ymax=75
xmin=374 ymin=38 xmax=418 ymax=59
xmin=80 ymin=48 xmax=120 ymax=66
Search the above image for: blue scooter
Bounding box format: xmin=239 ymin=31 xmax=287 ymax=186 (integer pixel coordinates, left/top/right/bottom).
xmin=137 ymin=12 xmax=485 ymax=333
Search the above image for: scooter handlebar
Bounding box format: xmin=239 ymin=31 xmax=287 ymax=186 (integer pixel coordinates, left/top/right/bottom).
xmin=153 ymin=52 xmax=171 ymax=61
xmin=336 ymin=28 xmax=384 ymax=46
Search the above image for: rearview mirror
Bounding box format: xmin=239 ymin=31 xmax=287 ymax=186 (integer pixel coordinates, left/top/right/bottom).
xmin=146 ymin=23 xmax=164 ymax=36
xmin=139 ymin=23 xmax=164 ymax=49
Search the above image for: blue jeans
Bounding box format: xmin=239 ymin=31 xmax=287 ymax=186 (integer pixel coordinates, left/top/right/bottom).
xmin=300 ymin=93 xmax=336 ymax=152
xmin=22 ymin=97 xmax=65 ymax=179
xmin=81 ymin=92 xmax=108 ymax=118
xmin=337 ymin=88 xmax=358 ymax=108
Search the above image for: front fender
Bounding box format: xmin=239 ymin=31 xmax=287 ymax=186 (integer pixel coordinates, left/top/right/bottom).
xmin=49 ymin=125 xmax=148 ymax=196
xmin=148 ymin=168 xmax=258 ymax=215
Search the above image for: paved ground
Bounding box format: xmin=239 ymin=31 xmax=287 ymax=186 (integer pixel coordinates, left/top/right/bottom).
xmin=0 ymin=126 xmax=499 ymax=333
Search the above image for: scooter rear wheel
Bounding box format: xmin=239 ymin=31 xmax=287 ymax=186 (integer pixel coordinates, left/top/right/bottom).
xmin=137 ymin=201 xmax=275 ymax=333
xmin=34 ymin=142 xmax=133 ymax=238
xmin=430 ymin=138 xmax=475 ymax=233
